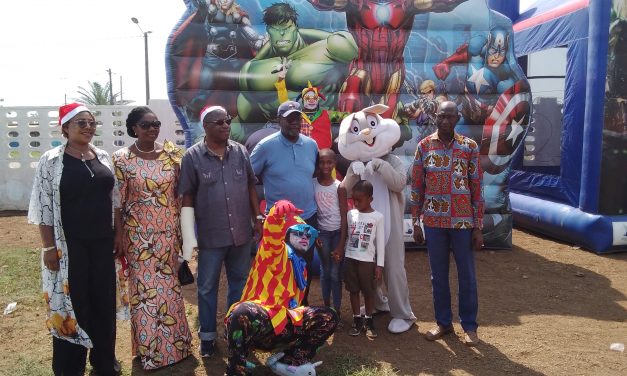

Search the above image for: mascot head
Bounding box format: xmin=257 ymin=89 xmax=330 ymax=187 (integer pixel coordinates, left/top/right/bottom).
xmin=338 ymin=104 xmax=401 ymax=162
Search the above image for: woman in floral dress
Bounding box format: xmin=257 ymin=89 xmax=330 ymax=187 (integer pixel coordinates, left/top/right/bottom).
xmin=113 ymin=107 xmax=192 ymax=370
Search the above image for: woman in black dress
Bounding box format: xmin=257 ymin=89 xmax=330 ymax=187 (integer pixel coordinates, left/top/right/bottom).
xmin=28 ymin=102 xmax=123 ymax=376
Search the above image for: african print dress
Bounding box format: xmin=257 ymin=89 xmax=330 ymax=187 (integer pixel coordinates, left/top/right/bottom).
xmin=113 ymin=141 xmax=192 ymax=370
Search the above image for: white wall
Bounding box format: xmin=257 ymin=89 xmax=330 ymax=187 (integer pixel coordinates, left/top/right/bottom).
xmin=0 ymin=99 xmax=186 ymax=210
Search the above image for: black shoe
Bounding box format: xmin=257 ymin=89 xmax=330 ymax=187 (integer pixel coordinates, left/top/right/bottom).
xmin=349 ymin=315 xmax=364 ymax=336
xmin=113 ymin=359 xmax=121 ymax=375
xmin=200 ymin=340 xmax=215 ymax=358
xmin=365 ymin=317 xmax=377 ymax=338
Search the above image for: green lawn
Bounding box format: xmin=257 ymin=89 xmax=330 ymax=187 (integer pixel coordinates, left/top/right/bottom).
xmin=0 ymin=247 xmax=395 ymax=376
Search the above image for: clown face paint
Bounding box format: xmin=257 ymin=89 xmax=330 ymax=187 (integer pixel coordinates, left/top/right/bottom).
xmin=302 ymin=90 xmax=319 ymax=110
xmin=338 ymin=104 xmax=401 ymax=162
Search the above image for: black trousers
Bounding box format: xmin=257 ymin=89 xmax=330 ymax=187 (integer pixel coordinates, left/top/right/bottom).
xmin=52 ymin=237 xmax=117 ymax=376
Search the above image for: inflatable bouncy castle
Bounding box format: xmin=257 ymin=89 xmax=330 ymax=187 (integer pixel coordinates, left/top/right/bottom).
xmin=166 ymin=0 xmax=532 ymax=250
xmin=165 ymin=0 xmax=626 ymax=252
xmin=509 ymin=0 xmax=627 ymax=253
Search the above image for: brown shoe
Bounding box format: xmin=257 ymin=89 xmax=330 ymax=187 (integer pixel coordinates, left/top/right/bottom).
xmin=424 ymin=324 xmax=453 ymax=341
xmin=462 ymin=331 xmax=479 ymax=346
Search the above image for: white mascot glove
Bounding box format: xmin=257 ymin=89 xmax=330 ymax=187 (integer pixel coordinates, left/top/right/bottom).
xmin=180 ymin=207 xmax=198 ymax=261
xmin=365 ymin=158 xmax=384 ymax=176
xmin=266 ymin=352 xmax=322 ymax=376
xmin=351 ymin=161 xmax=366 ymax=177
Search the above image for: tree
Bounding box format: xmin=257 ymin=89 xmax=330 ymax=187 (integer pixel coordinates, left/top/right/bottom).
xmin=74 ymin=81 xmax=133 ymax=105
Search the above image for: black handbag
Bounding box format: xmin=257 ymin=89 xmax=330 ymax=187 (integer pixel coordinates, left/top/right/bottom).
xmin=178 ymin=260 xmax=195 ymax=286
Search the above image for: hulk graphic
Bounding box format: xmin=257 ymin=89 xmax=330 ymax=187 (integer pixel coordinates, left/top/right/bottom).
xmin=230 ymin=2 xmax=358 ymax=142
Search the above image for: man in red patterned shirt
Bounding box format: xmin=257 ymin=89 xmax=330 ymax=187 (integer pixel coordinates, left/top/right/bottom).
xmin=410 ymin=100 xmax=484 ymax=346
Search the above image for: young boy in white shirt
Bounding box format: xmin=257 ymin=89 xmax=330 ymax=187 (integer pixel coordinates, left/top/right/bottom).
xmin=344 ymin=180 xmax=385 ymax=338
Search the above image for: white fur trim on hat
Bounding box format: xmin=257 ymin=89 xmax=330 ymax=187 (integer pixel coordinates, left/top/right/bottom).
xmin=59 ymin=103 xmax=90 ymax=125
xmin=200 ymin=105 xmax=226 ymax=124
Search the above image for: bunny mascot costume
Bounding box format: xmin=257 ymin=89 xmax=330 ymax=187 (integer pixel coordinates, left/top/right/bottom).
xmin=338 ymin=104 xmax=416 ymax=334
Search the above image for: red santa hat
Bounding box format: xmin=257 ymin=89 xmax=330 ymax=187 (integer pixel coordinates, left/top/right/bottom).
xmin=59 ymin=102 xmax=90 ymax=126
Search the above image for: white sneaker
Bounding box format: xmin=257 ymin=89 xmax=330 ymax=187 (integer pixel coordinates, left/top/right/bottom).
xmin=388 ymin=318 xmax=415 ymax=334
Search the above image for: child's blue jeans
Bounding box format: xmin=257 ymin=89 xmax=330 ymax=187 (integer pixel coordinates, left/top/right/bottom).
xmin=317 ymin=229 xmax=344 ymax=311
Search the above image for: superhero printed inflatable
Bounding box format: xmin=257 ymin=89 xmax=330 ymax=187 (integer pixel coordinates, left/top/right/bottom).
xmin=166 ymin=0 xmax=532 ymax=249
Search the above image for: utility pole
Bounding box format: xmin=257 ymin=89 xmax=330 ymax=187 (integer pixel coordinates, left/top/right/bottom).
xmin=131 ymin=17 xmax=151 ymax=105
xmin=107 ymin=68 xmax=114 ymax=105
xmin=143 ymin=31 xmax=150 ymax=105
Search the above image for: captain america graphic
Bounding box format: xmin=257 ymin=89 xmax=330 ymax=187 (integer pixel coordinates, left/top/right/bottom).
xmin=433 ymin=27 xmax=530 ymax=173
xmin=433 ymin=26 xmax=520 ymax=127
xmin=433 ymin=25 xmax=531 ymax=245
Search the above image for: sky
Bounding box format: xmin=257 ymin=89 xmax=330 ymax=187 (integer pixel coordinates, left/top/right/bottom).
xmin=0 ymin=0 xmax=185 ymax=107
xmin=0 ymin=0 xmax=535 ymax=107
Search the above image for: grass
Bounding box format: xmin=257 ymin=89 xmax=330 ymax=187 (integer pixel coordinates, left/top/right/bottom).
xmin=1 ymin=248 xmax=51 ymax=376
xmin=0 ymin=248 xmax=41 ymax=307
xmin=0 ymin=248 xmax=398 ymax=376
xmin=325 ymin=354 xmax=399 ymax=376
xmin=3 ymin=356 xmax=51 ymax=376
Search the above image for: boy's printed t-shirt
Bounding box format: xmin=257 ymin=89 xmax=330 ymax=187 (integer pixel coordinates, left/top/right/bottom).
xmin=313 ymin=179 xmax=341 ymax=231
xmin=345 ymin=209 xmax=385 ymax=267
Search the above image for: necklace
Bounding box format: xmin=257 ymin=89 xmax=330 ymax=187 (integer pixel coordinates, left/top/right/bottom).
xmin=134 ymin=140 xmax=156 ymax=153
xmin=205 ymin=143 xmax=225 ymax=161
xmin=66 ymin=143 xmax=95 ymax=178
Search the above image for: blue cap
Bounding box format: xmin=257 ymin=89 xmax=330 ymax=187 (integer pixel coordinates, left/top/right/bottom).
xmin=277 ymin=100 xmax=303 ymax=118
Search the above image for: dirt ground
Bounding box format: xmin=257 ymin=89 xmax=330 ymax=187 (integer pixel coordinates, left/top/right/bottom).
xmin=1 ymin=214 xmax=626 ymax=376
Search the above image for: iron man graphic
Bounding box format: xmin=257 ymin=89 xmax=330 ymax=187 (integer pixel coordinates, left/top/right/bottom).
xmin=307 ymin=0 xmax=468 ymax=118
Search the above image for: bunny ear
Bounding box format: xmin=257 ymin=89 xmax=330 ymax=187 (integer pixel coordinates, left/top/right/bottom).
xmin=312 ymin=361 xmax=323 ymax=368
xmin=362 ymin=104 xmax=389 ymax=114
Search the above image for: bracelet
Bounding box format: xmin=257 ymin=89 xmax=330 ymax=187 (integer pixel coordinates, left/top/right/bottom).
xmin=41 ymin=246 xmax=56 ymax=252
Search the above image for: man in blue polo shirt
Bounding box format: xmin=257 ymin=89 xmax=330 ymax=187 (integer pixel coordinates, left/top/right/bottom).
xmin=251 ymin=100 xmax=319 ymax=304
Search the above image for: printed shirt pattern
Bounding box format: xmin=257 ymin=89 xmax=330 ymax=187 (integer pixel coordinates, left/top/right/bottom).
xmin=228 ymin=205 xmax=307 ymax=335
xmin=345 ymin=210 xmax=385 ymax=266
xmin=28 ymin=143 xmax=126 ymax=348
xmin=411 ymin=132 xmax=484 ymax=229
xmin=113 ymin=140 xmax=192 ymax=369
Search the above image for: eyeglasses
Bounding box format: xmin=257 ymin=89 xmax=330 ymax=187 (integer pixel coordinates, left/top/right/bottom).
xmin=205 ymin=117 xmax=232 ymax=126
xmin=72 ymin=119 xmax=97 ymax=128
xmin=137 ymin=120 xmax=161 ymax=130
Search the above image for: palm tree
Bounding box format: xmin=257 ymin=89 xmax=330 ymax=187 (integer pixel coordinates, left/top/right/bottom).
xmin=74 ymin=81 xmax=133 ymax=105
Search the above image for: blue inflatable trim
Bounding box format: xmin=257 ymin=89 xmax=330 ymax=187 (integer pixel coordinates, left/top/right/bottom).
xmin=511 ymin=193 xmax=627 ymax=254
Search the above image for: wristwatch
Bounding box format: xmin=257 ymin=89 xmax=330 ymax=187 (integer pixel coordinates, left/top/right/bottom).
xmin=256 ymin=214 xmax=265 ymax=222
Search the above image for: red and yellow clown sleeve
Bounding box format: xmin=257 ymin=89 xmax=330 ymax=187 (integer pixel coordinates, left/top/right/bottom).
xmin=227 ymin=202 xmax=307 ymax=334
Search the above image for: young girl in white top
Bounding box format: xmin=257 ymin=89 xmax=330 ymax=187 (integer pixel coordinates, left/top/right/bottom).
xmin=313 ymin=149 xmax=348 ymax=316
